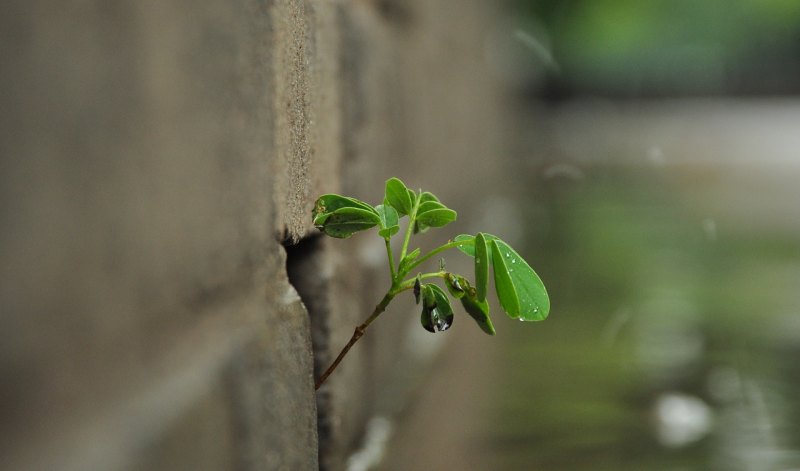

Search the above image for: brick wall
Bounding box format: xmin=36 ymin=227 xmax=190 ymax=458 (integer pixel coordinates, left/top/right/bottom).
xmin=0 ymin=1 xmax=509 ymax=470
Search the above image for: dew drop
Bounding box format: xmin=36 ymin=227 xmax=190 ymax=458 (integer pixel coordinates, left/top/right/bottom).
xmin=432 ymin=308 xmax=453 ymax=332
xmin=511 ymin=259 xmax=516 ymax=264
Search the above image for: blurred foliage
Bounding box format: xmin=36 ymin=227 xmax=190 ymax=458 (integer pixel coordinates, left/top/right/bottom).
xmin=514 ymin=0 xmax=800 ymax=95
xmin=485 ymin=167 xmax=800 ymax=469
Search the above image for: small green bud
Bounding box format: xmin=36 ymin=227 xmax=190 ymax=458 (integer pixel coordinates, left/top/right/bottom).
xmin=444 ymin=272 xmax=467 ymax=299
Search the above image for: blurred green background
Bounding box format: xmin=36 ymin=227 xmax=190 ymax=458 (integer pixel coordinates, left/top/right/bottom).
xmin=513 ymin=0 xmax=800 ymax=96
xmin=488 ymin=166 xmax=800 ymax=469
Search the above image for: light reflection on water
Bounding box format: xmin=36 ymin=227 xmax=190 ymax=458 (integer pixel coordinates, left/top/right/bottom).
xmin=489 ymin=163 xmax=800 ymax=470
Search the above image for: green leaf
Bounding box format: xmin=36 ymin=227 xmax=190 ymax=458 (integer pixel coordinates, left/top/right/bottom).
xmin=316 ymin=207 xmax=380 ymax=239
xmin=474 ymin=233 xmax=489 ymax=302
xmin=385 ymin=178 xmax=414 ymax=216
xmin=429 ymin=284 xmax=452 ymax=319
xmin=460 ymin=294 xmax=495 ymax=335
xmin=420 ymin=284 xmax=454 ymax=333
xmin=419 ymin=191 xmax=439 ymax=204
xmin=490 ymin=239 xmax=549 ymax=321
xmin=416 ymin=208 xmax=457 ymax=228
xmin=456 ymin=233 xmax=548 ymax=320
xmin=407 ymin=188 xmax=417 ymax=205
xmin=329 ymin=207 xmax=381 ymax=225
xmin=313 ymin=194 xmax=376 ymax=225
xmin=413 ymin=197 xmax=456 ymax=231
xmin=455 ymin=233 xmax=498 ymax=257
xmin=312 ymin=193 xmax=384 ymax=239
xmin=454 ymin=234 xmax=475 ymax=256
xmin=417 ymin=201 xmax=445 ymax=213
xmin=375 ymin=204 xmax=400 ymax=239
xmin=378 ymin=227 xmax=399 ymax=238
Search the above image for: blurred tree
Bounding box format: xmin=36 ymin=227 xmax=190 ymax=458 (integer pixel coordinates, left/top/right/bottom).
xmin=514 ymin=0 xmax=800 ymax=97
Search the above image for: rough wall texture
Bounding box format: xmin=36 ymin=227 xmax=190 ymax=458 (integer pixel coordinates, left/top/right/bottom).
xmin=0 ymin=0 xmax=508 ymax=470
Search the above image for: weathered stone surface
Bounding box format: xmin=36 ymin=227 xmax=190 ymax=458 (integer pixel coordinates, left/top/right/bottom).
xmin=310 ymin=1 xmax=511 ymax=469
xmin=0 ymin=0 xmax=509 ymax=469
xmin=0 ymin=0 xmax=320 ymax=469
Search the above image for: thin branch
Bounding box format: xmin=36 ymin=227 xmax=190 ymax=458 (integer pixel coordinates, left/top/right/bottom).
xmin=399 ymin=193 xmax=420 ymax=261
xmin=395 ymin=271 xmax=446 ymax=292
xmin=315 ymin=292 xmax=394 ymax=390
xmin=404 ymin=239 xmax=470 ymax=274
xmin=385 ymin=238 xmax=396 ymax=279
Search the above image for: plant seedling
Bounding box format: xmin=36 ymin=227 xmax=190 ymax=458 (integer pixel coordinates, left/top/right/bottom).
xmin=311 ymin=177 xmax=550 ymax=390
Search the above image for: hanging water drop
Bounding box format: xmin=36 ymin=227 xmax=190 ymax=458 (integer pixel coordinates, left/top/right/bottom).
xmin=432 ymin=307 xmax=453 ymax=332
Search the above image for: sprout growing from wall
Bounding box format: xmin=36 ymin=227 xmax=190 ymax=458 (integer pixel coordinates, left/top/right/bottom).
xmin=312 ymin=177 xmax=550 ymax=390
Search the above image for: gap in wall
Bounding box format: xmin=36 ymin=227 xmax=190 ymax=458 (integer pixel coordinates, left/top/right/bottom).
xmin=282 ymin=234 xmax=335 ymax=470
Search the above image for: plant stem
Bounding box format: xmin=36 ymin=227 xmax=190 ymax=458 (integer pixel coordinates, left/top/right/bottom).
xmin=385 ymin=238 xmax=396 ymax=278
xmin=314 ymin=271 xmax=445 ymax=390
xmin=315 ymin=292 xmax=394 ymax=390
xmin=395 ymin=271 xmax=445 ymax=291
xmin=405 ymin=239 xmax=470 ymax=274
xmin=399 ymin=194 xmax=420 ymax=262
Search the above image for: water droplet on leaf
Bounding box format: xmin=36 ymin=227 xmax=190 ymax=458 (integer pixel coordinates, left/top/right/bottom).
xmin=432 ymin=308 xmax=453 ymax=332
